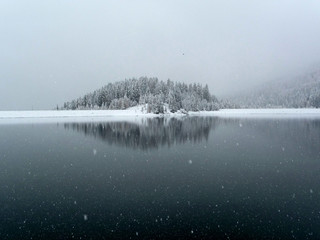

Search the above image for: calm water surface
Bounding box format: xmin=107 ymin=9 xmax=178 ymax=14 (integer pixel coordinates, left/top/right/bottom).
xmin=0 ymin=117 xmax=320 ymax=239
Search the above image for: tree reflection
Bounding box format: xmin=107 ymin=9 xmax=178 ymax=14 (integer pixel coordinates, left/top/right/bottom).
xmin=63 ymin=116 xmax=320 ymax=153
xmin=64 ymin=117 xmax=219 ymax=150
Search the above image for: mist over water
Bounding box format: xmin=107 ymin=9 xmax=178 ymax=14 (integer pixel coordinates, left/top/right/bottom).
xmin=1 ymin=117 xmax=320 ymax=239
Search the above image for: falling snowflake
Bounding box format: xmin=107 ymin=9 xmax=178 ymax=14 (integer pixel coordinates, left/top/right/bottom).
xmin=93 ymin=149 xmax=97 ymax=156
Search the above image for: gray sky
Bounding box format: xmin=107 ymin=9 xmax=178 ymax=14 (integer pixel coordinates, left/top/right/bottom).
xmin=1 ymin=0 xmax=320 ymax=110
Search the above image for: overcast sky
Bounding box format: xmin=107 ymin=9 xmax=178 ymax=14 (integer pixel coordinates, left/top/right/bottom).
xmin=1 ymin=0 xmax=320 ymax=110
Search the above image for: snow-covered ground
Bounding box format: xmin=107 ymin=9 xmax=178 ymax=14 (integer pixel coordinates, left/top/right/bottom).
xmin=0 ymin=107 xmax=154 ymax=124
xmin=0 ymin=109 xmax=152 ymax=119
xmin=206 ymin=108 xmax=320 ymax=118
xmin=0 ymin=105 xmax=176 ymax=119
xmin=0 ymin=108 xmax=320 ymax=124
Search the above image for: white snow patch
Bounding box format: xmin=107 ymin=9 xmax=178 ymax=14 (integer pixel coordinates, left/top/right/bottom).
xmin=0 ymin=108 xmax=156 ymax=119
xmin=206 ymin=108 xmax=320 ymax=118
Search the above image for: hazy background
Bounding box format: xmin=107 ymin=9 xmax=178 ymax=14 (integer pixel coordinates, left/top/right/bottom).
xmin=1 ymin=0 xmax=320 ymax=110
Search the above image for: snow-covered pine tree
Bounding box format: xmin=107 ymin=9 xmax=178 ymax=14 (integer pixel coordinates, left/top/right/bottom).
xmin=62 ymin=77 xmax=220 ymax=113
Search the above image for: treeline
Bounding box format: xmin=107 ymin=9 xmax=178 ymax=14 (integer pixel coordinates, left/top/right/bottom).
xmin=229 ymin=68 xmax=320 ymax=108
xmin=62 ymin=77 xmax=219 ymax=113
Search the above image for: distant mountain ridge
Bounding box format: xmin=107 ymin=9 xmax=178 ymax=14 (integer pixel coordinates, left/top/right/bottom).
xmin=229 ymin=68 xmax=320 ymax=108
xmin=62 ymin=77 xmax=219 ymax=113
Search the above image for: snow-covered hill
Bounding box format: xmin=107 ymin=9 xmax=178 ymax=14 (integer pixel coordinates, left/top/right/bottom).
xmin=229 ymin=68 xmax=320 ymax=108
xmin=62 ymin=77 xmax=219 ymax=113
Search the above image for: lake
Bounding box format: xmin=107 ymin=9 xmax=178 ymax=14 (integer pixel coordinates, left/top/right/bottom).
xmin=0 ymin=116 xmax=320 ymax=239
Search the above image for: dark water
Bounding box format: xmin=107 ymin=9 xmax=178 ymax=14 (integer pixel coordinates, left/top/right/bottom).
xmin=0 ymin=117 xmax=320 ymax=239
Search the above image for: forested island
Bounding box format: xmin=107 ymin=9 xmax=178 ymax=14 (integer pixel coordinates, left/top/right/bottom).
xmin=61 ymin=68 xmax=320 ymax=113
xmin=62 ymin=77 xmax=220 ymax=113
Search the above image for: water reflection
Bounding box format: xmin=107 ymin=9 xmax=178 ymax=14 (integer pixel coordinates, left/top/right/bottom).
xmin=64 ymin=117 xmax=218 ymax=150
xmin=1 ymin=117 xmax=320 ymax=239
xmin=63 ymin=117 xmax=320 ymax=153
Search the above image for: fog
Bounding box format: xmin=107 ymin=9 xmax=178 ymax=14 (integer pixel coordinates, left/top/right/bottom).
xmin=1 ymin=0 xmax=320 ymax=110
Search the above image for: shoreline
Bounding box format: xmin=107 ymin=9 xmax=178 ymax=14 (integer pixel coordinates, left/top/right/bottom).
xmin=0 ymin=108 xmax=320 ymax=124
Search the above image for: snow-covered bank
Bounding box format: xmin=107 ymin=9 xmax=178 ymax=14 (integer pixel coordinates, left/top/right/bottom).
xmin=0 ymin=109 xmax=156 ymax=124
xmin=205 ymin=108 xmax=320 ymax=118
xmin=0 ymin=108 xmax=320 ymax=124
xmin=0 ymin=109 xmax=155 ymax=119
xmin=0 ymin=105 xmax=179 ymax=119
